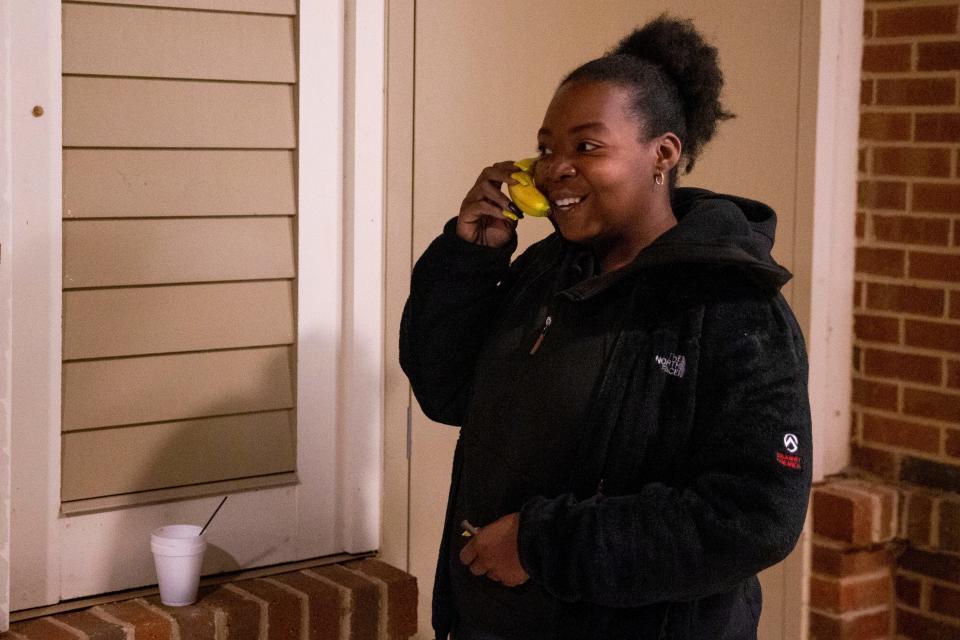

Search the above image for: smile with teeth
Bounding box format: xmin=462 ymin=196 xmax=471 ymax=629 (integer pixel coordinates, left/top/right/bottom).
xmin=553 ymin=196 xmax=584 ymax=208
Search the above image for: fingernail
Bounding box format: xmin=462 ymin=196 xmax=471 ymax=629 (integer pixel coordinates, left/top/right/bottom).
xmin=508 ymin=202 xmax=524 ymax=218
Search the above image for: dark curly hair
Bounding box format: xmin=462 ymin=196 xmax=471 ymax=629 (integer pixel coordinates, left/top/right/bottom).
xmin=562 ymin=15 xmax=734 ymax=182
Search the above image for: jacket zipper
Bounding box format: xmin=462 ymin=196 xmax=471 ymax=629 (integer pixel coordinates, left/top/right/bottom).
xmin=529 ymin=315 xmax=552 ymax=355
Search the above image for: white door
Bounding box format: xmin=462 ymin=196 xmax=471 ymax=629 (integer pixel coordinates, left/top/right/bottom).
xmin=8 ymin=0 xmax=384 ymax=610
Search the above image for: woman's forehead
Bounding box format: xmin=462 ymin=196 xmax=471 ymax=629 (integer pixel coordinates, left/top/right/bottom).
xmin=540 ymin=81 xmax=641 ymax=135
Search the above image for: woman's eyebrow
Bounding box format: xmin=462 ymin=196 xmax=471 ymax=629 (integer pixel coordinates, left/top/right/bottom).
xmin=538 ymin=122 xmax=609 ymax=137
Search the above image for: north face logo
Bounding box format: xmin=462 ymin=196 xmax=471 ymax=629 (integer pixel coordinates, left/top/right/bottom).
xmin=655 ymin=353 xmax=686 ymax=378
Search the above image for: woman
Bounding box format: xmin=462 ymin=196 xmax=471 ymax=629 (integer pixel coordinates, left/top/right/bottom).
xmin=400 ymin=15 xmax=811 ymax=640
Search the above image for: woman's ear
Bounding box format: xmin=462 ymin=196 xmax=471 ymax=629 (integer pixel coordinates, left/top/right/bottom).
xmin=655 ymin=132 xmax=683 ymax=173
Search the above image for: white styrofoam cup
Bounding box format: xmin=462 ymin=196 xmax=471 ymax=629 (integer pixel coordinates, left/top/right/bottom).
xmin=151 ymin=524 xmax=207 ymax=606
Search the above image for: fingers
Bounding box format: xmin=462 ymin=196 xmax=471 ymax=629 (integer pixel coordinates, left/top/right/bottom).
xmin=461 ymin=161 xmax=520 ymax=217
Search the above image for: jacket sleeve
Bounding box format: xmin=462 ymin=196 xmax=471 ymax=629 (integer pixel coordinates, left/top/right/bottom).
xmin=399 ymin=218 xmax=519 ymax=425
xmin=516 ymin=293 xmax=812 ymax=607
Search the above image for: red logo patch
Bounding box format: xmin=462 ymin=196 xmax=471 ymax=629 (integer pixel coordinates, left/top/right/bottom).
xmin=776 ymin=451 xmax=802 ymax=470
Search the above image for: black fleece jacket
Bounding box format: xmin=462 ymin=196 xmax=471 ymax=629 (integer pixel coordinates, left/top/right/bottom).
xmin=400 ymin=188 xmax=812 ymax=640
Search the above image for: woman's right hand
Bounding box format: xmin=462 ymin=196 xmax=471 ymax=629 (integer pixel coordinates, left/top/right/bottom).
xmin=457 ymin=161 xmax=520 ymax=248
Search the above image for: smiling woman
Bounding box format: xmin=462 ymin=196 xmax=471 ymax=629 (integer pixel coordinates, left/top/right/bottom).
xmin=401 ymin=13 xmax=812 ymax=640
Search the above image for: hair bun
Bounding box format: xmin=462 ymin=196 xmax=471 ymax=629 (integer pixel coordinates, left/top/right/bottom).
xmin=613 ymin=14 xmax=733 ymax=168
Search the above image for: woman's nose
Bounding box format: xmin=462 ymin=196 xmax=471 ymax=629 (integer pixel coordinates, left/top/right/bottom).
xmin=537 ymin=156 xmax=576 ymax=184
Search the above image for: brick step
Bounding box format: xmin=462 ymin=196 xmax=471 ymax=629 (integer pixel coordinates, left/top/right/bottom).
xmin=2 ymin=559 xmax=417 ymax=640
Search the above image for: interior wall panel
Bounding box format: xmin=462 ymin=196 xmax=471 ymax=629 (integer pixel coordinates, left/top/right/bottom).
xmin=62 ymin=346 xmax=295 ymax=431
xmin=65 ymin=0 xmax=296 ymax=15
xmin=62 ymin=76 xmax=296 ymax=148
xmin=63 ymin=3 xmax=296 ymax=82
xmin=63 ymin=149 xmax=296 ymax=218
xmin=61 ymin=410 xmax=296 ymax=501
xmin=63 ymin=281 xmax=295 ymax=360
xmin=62 ymin=217 xmax=295 ymax=288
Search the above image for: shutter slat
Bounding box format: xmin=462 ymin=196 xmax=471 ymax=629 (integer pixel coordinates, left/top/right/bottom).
xmin=63 ymin=346 xmax=295 ymax=431
xmin=63 ymin=218 xmax=295 ymax=288
xmin=64 ymin=149 xmax=296 ymax=218
xmin=62 ymin=410 xmax=296 ymax=501
xmin=63 ymin=77 xmax=296 ymax=148
xmin=63 ymin=4 xmax=295 ymax=82
xmin=64 ymin=281 xmax=295 ymax=360
xmin=65 ymin=0 xmax=297 ymax=16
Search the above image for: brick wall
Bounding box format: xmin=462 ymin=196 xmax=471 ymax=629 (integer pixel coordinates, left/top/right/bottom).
xmin=0 ymin=559 xmax=416 ymax=640
xmin=819 ymin=1 xmax=960 ymax=638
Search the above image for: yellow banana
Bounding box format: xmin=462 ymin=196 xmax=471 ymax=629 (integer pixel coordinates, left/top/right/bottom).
xmin=503 ymin=158 xmax=550 ymax=221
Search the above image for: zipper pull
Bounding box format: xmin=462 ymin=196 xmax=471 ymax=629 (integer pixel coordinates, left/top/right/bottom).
xmin=529 ymin=315 xmax=552 ymax=355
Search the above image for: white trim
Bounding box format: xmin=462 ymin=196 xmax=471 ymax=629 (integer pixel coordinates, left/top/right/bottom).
xmin=808 ymin=0 xmax=862 ymax=482
xmin=7 ymin=0 xmax=63 ymax=612
xmin=295 ymin=0 xmax=344 ymax=559
xmin=339 ymin=0 xmax=385 ymax=554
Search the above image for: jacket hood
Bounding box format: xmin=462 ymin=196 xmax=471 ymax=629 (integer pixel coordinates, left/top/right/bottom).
xmin=632 ymin=187 xmax=792 ymax=290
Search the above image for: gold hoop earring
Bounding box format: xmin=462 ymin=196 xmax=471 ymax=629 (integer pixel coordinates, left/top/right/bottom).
xmin=655 ymin=170 xmax=664 ymax=186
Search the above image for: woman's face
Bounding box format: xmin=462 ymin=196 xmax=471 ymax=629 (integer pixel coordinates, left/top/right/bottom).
xmin=534 ymin=81 xmax=669 ymax=266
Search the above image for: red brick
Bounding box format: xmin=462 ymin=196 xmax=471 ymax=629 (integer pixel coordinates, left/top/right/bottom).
xmin=858 ymin=180 xmax=906 ymax=209
xmin=851 ymin=443 xmax=899 ymax=480
xmin=856 ymin=246 xmax=905 ymax=276
xmin=862 ymin=411 xmax=941 ymax=452
xmin=915 ymin=183 xmax=960 ymax=213
xmin=232 ymin=578 xmax=302 ymax=640
xmin=931 ymin=584 xmax=960 ymax=619
xmin=812 ymin=543 xmax=894 ymax=577
xmin=948 ymin=428 xmax=960 ymax=457
xmin=852 ymin=377 xmax=899 ymax=410
xmin=810 ymin=574 xmax=892 ymax=613
xmin=949 ymin=360 xmax=960 ymax=389
xmin=899 ymin=547 xmax=960 ymax=584
xmin=904 ymin=387 xmax=960 ymax=423
xmin=855 ymin=313 xmax=900 ymax=343
xmin=953 ymin=291 xmax=960 ymax=318
xmin=866 ymin=282 xmax=945 ymax=316
xmin=345 ymin=559 xmax=418 ymax=640
xmin=876 ymin=5 xmax=960 ymax=37
xmin=856 ymin=210 xmax=866 ymax=237
xmin=864 ymin=9 xmax=874 ymax=38
xmin=309 ymin=565 xmax=381 ymax=640
xmin=872 ymin=214 xmax=950 ymax=246
xmin=873 ymin=147 xmax=952 ymax=178
xmin=812 ymin=481 xmax=897 ymax=544
xmin=863 ymin=43 xmax=913 ymax=72
xmin=864 ymin=347 xmax=942 ymax=384
xmin=896 ymin=573 xmax=922 ymax=607
xmin=855 ymin=280 xmax=864 ymax=308
xmin=941 ymin=498 xmax=960 ymax=551
xmin=809 ymin=609 xmax=891 ymax=640
xmin=9 ymin=618 xmax=87 ymax=640
xmin=910 ymin=253 xmax=960 ymax=283
xmin=918 ymin=41 xmax=960 ymax=71
xmin=862 ymin=79 xmax=874 ymax=106
xmin=902 ymin=455 xmax=960 ymax=492
xmin=906 ymin=318 xmax=960 ymax=352
xmin=96 ymin=600 xmax=174 ymax=640
xmin=56 ymin=611 xmax=126 ymax=640
xmin=897 ymin=607 xmax=960 ymax=640
xmin=197 ymin=587 xmax=261 ymax=640
xmin=916 ymin=113 xmax=960 ymax=143
xmin=877 ymin=78 xmax=956 ymax=106
xmin=904 ymin=490 xmax=934 ymax=545
xmin=270 ymin=571 xmax=344 ymax=640
xmin=860 ymin=112 xmax=912 ymax=142
xmin=146 ymin=596 xmax=216 ymax=639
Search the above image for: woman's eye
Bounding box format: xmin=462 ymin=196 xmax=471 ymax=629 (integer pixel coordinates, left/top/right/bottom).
xmin=577 ymin=141 xmax=598 ymax=152
xmin=537 ymin=145 xmax=553 ymax=157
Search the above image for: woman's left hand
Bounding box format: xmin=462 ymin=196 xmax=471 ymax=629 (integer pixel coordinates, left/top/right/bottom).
xmin=459 ymin=512 xmax=530 ymax=587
